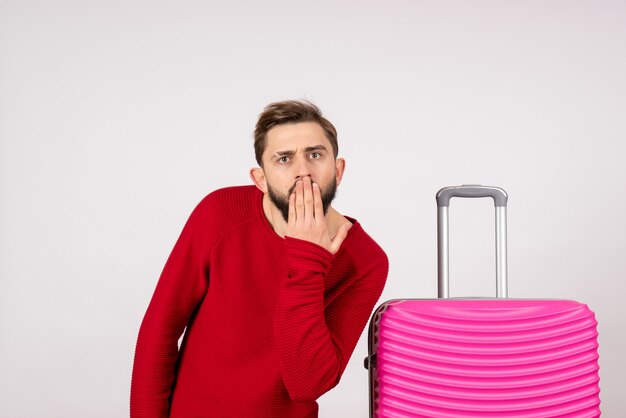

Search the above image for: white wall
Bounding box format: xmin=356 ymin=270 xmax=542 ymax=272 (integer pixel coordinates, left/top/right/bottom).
xmin=1 ymin=0 xmax=624 ymax=416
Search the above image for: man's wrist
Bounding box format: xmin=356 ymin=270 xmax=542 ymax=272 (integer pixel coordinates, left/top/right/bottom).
xmin=284 ymin=236 xmax=334 ymax=277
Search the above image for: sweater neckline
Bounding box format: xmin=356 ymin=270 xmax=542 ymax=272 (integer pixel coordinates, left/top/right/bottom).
xmin=252 ymin=186 xmax=362 ymax=247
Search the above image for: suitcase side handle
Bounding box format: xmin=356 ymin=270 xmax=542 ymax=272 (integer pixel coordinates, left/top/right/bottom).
xmin=436 ymin=185 xmax=509 ymax=299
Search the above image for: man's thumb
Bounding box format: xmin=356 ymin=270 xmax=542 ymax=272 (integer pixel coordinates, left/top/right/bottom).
xmin=330 ymin=222 xmax=352 ymax=254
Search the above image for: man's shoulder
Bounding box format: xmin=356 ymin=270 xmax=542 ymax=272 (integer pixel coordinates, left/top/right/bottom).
xmin=200 ymin=185 xmax=257 ymax=205
xmin=190 ymin=185 xmax=259 ymax=231
xmin=341 ymin=217 xmax=388 ymax=267
xmin=336 ymin=219 xmax=388 ymax=290
xmin=194 ymin=185 xmax=257 ymax=213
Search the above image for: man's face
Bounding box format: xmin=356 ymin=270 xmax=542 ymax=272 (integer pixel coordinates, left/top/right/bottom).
xmin=260 ymin=122 xmax=342 ymax=222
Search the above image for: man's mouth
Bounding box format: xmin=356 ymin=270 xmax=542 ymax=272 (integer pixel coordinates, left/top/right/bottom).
xmin=289 ymin=177 xmax=315 ymax=194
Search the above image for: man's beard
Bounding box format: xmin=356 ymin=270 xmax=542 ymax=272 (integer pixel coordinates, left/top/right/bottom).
xmin=267 ymin=177 xmax=337 ymax=223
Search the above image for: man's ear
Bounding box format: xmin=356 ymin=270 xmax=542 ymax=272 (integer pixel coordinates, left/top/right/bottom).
xmin=334 ymin=157 xmax=346 ymax=187
xmin=249 ymin=167 xmax=268 ymax=194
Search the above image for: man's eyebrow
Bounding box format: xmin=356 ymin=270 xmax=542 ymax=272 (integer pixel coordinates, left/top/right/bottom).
xmin=274 ymin=150 xmax=295 ymax=157
xmin=272 ymin=145 xmax=329 ymax=157
xmin=304 ymin=145 xmax=328 ymax=152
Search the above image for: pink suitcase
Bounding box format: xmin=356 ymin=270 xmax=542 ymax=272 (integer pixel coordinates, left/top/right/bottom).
xmin=365 ymin=185 xmax=601 ymax=417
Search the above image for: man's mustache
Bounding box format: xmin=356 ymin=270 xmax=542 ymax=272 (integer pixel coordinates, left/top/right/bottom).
xmin=288 ymin=176 xmax=316 ymax=195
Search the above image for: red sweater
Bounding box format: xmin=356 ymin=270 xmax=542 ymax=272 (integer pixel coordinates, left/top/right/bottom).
xmin=131 ymin=185 xmax=388 ymax=417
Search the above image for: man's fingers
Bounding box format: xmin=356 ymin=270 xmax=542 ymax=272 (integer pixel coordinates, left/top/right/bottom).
xmin=330 ymin=222 xmax=352 ymax=254
xmin=295 ymin=179 xmax=305 ymax=221
xmin=312 ymin=182 xmax=324 ymax=221
xmin=288 ymin=191 xmax=296 ymax=225
xmin=302 ymin=176 xmax=314 ymax=223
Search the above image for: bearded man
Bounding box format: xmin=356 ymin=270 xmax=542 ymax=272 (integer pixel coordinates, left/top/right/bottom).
xmin=130 ymin=100 xmax=388 ymax=417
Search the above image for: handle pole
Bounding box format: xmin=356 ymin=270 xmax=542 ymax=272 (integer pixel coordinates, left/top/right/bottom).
xmin=437 ymin=206 xmax=449 ymax=298
xmin=436 ymin=185 xmax=509 ymax=299
xmin=496 ymin=206 xmax=508 ymax=298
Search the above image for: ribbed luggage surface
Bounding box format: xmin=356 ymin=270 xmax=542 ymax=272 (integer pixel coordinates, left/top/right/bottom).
xmin=371 ymin=299 xmax=601 ymax=418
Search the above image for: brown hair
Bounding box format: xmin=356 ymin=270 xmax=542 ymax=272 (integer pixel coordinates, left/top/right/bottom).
xmin=254 ymin=100 xmax=338 ymax=167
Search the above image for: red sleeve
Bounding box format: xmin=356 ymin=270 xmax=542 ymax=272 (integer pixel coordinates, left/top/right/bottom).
xmin=130 ymin=200 xmax=211 ymax=418
xmin=273 ymin=236 xmax=388 ymax=402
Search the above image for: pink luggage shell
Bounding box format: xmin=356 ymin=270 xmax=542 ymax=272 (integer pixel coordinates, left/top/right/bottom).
xmin=365 ymin=186 xmax=601 ymax=417
xmin=368 ymin=298 xmax=600 ymax=417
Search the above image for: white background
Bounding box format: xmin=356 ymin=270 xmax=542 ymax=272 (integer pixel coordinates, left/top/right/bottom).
xmin=1 ymin=1 xmax=625 ymax=416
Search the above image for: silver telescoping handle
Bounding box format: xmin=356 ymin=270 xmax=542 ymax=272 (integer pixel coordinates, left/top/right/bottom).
xmin=436 ymin=185 xmax=509 ymax=299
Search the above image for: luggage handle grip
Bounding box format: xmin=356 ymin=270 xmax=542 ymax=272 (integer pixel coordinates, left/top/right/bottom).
xmin=437 ymin=185 xmax=508 ymax=299
xmin=436 ymin=185 xmax=508 ymax=208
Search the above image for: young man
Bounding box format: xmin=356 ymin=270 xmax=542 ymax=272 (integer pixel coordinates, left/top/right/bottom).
xmin=130 ymin=100 xmax=388 ymax=417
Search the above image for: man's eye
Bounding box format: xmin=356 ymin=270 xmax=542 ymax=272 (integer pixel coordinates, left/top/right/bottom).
xmin=310 ymin=152 xmax=321 ymax=159
xmin=278 ymin=156 xmax=290 ymax=163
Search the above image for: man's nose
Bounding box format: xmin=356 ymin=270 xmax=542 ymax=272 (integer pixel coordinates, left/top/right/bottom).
xmin=293 ymin=156 xmax=312 ymax=180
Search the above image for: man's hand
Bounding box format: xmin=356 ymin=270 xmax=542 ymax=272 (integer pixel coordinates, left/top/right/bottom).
xmin=286 ymin=176 xmax=351 ymax=254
